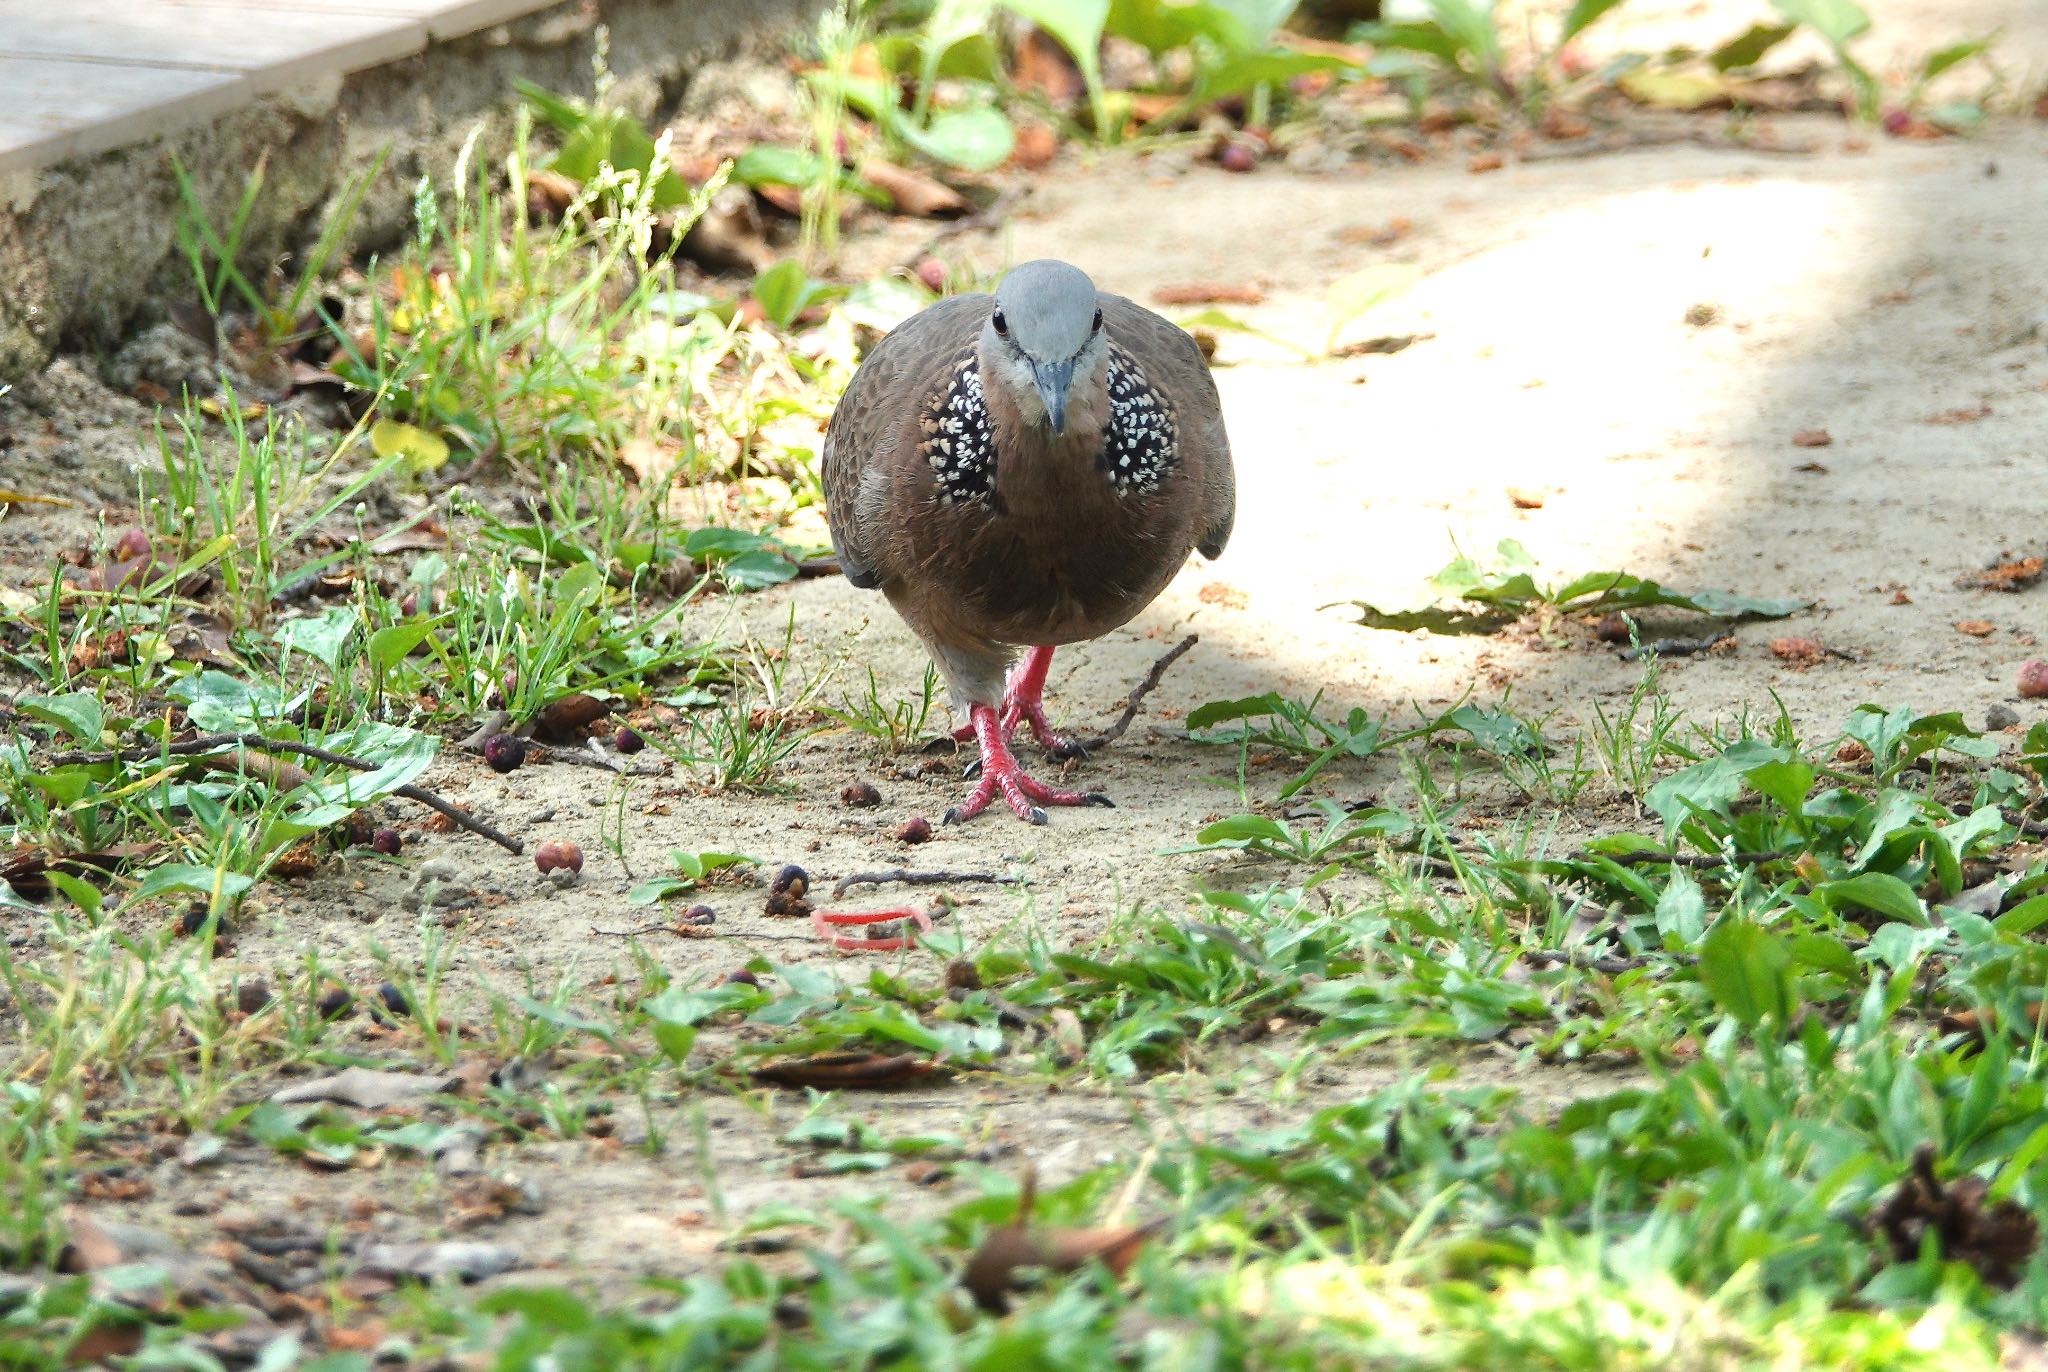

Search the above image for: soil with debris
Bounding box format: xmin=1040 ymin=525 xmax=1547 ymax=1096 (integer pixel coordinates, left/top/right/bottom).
xmin=4 ymin=0 xmax=2048 ymax=1312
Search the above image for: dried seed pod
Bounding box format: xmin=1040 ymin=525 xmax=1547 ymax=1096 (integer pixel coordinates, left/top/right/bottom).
xmin=840 ymin=780 xmax=882 ymax=808
xmin=534 ymin=840 xmax=584 ymax=875
xmin=895 ymin=816 xmax=934 ymax=844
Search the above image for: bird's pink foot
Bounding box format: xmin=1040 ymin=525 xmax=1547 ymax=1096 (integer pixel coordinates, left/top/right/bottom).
xmin=945 ymin=703 xmax=1111 ymax=825
xmin=936 ymin=646 xmax=1089 ymax=759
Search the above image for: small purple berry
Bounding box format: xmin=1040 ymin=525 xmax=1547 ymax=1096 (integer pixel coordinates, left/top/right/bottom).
xmin=483 ymin=733 xmax=527 ymax=774
xmin=614 ymin=725 xmax=645 ymax=755
xmin=371 ymin=828 xmax=402 ymax=856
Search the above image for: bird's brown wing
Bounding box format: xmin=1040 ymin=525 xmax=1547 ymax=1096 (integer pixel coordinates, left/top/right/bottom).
xmin=1098 ymin=295 xmax=1236 ymax=559
xmin=823 ymin=293 xmax=992 ymax=588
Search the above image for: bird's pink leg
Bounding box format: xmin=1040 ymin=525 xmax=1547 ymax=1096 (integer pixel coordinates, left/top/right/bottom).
xmin=945 ymin=647 xmax=1085 ymax=757
xmin=945 ymin=702 xmax=1112 ymax=825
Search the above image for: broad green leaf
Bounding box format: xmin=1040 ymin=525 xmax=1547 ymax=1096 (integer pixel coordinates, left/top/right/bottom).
xmin=1922 ymin=38 xmax=1990 ymax=82
xmin=1770 ymin=0 xmax=1869 ymax=48
xmin=1698 ymin=916 xmax=1795 ymax=1029
xmin=719 ymin=549 xmax=799 ymax=590
xmin=1995 ymin=894 xmax=2048 ymax=938
xmin=513 ymin=995 xmax=616 ymax=1046
xmin=731 ymin=146 xmax=823 ymax=188
xmin=367 ymin=621 xmax=435 ymax=678
xmin=1559 ymin=0 xmax=1628 ymax=44
xmin=273 ymin=606 xmax=358 ymax=673
xmin=1644 ymin=739 xmax=1784 ymax=831
xmin=1197 ymin=815 xmax=1293 ymax=845
xmin=1185 ymin=693 xmax=1289 ymax=730
xmin=1744 ymin=758 xmax=1813 ymax=814
xmin=898 ymin=105 xmax=1015 ymax=171
xmin=1819 ymin=872 xmax=1925 ymax=925
xmin=133 ymin=865 xmax=255 ymax=903
xmin=19 ymin=692 xmax=103 ymax=744
xmin=369 ymin=419 xmax=450 ymax=474
xmin=1618 ymin=68 xmax=1732 ymax=111
xmin=1709 ymin=22 xmax=1796 ymax=70
xmin=1654 ymin=868 xmax=1706 ymax=948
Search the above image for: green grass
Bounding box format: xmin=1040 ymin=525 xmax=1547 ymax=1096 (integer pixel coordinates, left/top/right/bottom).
xmin=4 ymin=6 xmax=2048 ymax=1360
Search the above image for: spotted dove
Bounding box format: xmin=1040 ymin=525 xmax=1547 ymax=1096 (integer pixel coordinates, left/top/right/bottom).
xmin=823 ymin=260 xmax=1235 ymax=823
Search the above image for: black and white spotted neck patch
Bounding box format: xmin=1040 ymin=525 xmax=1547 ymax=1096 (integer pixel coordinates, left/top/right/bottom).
xmin=1101 ymin=343 xmax=1178 ymax=495
xmin=917 ymin=353 xmax=998 ymax=509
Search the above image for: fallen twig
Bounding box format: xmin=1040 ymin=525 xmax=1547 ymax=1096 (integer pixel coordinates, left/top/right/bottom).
xmin=1520 ymin=129 xmax=1820 ymax=163
xmin=1522 ymin=948 xmax=1675 ymax=973
xmin=1592 ymin=848 xmax=1787 ymax=869
xmin=49 ymin=732 xmax=522 ymax=853
xmin=1074 ymin=634 xmax=1199 ymax=753
xmin=830 ymin=868 xmax=1020 ymax=899
xmin=1619 ymin=631 xmax=1733 ymax=661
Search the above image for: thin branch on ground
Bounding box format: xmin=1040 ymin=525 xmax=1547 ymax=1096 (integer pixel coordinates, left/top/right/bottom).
xmin=1074 ymin=633 xmax=1199 ymax=753
xmin=49 ymin=732 xmax=522 ymax=853
xmin=1620 ymin=630 xmax=1733 ymax=661
xmin=830 ymin=868 xmax=1020 ymax=899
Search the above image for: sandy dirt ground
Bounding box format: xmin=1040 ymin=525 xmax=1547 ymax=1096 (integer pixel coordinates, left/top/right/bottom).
xmin=3 ymin=0 xmax=2047 ymax=1300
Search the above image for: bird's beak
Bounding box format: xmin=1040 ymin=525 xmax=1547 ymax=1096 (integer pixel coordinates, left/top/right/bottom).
xmin=1030 ymin=358 xmax=1074 ymax=435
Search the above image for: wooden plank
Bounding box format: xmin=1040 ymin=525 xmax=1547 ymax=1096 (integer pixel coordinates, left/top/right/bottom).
xmin=0 ymin=0 xmax=569 ymax=176
xmin=0 ymin=56 xmax=246 ymax=174
xmin=0 ymin=1 xmax=425 ymax=75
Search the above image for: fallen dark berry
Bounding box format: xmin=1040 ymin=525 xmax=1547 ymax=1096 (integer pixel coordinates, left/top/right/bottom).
xmin=721 ymin=969 xmax=760 ymax=988
xmin=1593 ymin=613 xmax=1630 ymax=644
xmin=683 ymin=904 xmax=716 ymax=925
xmin=1217 ymin=141 xmax=1257 ymax=173
xmin=770 ymin=864 xmax=808 ymax=899
xmin=371 ymin=828 xmax=403 ymax=856
xmin=896 ymin=816 xmax=934 ymax=844
xmin=112 ymin=527 xmax=153 ymax=562
xmin=375 ymin=982 xmax=412 ymax=1020
xmin=614 ymin=726 xmax=646 ymax=755
xmin=535 ymin=840 xmax=584 ymax=875
xmin=913 ymin=257 xmax=946 ymax=293
xmin=235 ymin=980 xmax=275 ymax=1015
xmin=178 ymin=906 xmax=213 ymax=937
xmin=840 ymin=780 xmax=882 ymax=808
xmin=944 ymin=959 xmax=982 ymax=991
xmin=316 ymin=987 xmax=356 ymax=1019
xmin=483 ymin=733 xmax=527 ymax=773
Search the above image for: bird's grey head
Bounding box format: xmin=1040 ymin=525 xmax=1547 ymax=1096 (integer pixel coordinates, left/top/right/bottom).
xmin=982 ymin=260 xmax=1106 ymax=436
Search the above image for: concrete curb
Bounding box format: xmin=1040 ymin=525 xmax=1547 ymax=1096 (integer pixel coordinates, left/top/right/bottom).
xmin=0 ymin=0 xmax=816 ymax=386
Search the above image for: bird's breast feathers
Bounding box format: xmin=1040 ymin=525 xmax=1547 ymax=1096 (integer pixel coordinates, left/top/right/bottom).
xmin=914 ymin=340 xmax=1180 ymax=512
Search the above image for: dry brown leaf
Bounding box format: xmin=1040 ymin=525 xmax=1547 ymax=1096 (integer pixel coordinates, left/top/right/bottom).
xmin=1506 ymin=487 xmax=1545 ymax=509
xmin=1152 ymin=283 xmax=1265 ymax=306
xmin=1957 ymin=556 xmax=2045 ymax=593
xmin=1198 ymin=582 xmax=1248 ymax=610
xmin=1467 ymin=152 xmax=1505 ymax=173
xmin=748 ymin=1052 xmax=946 ymax=1090
xmin=961 ymin=1167 xmax=1162 ymax=1313
xmin=60 ymin=1207 xmax=125 ymax=1272
xmin=858 ymin=159 xmax=969 ymax=218
xmin=271 ymin=1067 xmax=460 ymax=1110
xmin=1790 ymin=428 xmax=1833 ymax=448
xmin=1870 ymin=1144 xmax=2038 ymax=1288
xmin=529 ymin=692 xmax=611 ymax=743
xmin=1925 ymin=403 xmax=1991 ymax=425
xmin=1955 ymin=620 xmax=1997 ymax=638
xmin=1769 ymin=637 xmax=1825 ymax=668
xmin=1012 ymin=26 xmax=1083 ymax=105
xmin=1009 ymin=122 xmax=1059 ymax=170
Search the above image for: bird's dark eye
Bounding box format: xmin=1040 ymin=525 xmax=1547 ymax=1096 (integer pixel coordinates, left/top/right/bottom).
xmin=992 ymin=309 xmax=1008 ymax=336
xmin=1091 ymin=309 xmax=1103 ymax=333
